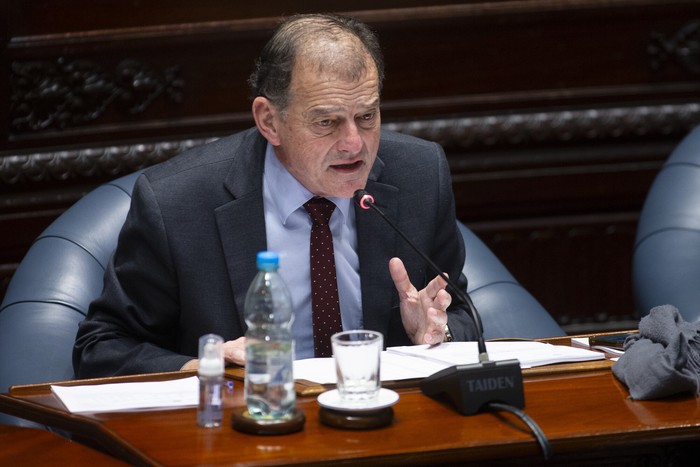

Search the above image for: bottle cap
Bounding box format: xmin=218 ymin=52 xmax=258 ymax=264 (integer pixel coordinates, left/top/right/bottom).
xmin=256 ymin=251 xmax=280 ymax=271
xmin=198 ymin=333 xmax=224 ymax=377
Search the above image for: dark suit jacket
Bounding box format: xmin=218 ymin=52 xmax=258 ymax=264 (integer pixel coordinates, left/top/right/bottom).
xmin=73 ymin=128 xmax=477 ymax=377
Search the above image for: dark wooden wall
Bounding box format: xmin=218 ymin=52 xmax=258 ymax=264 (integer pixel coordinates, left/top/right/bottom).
xmin=2 ymin=0 xmax=700 ymax=333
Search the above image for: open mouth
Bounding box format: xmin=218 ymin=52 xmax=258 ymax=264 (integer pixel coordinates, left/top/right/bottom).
xmin=331 ymin=160 xmax=364 ymax=172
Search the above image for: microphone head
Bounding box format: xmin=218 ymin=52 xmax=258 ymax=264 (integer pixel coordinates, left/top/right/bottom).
xmin=353 ymin=189 xmax=374 ymax=210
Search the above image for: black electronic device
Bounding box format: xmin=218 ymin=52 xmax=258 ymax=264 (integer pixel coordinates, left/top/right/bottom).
xmin=419 ymin=359 xmax=524 ymax=415
xmin=589 ymin=332 xmax=635 ymax=350
xmin=353 ymin=190 xmax=525 ymax=415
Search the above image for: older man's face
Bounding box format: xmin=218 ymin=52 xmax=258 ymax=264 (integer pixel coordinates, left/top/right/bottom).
xmin=269 ymin=62 xmax=381 ymax=199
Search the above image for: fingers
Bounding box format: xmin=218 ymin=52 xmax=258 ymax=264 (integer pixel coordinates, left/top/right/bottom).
xmin=223 ymin=336 xmax=246 ymax=366
xmin=425 ymin=272 xmax=449 ymax=303
xmin=434 ymin=287 xmax=452 ymax=315
xmin=424 ymin=304 xmax=450 ymax=346
xmin=424 ymin=330 xmax=445 ymax=346
xmin=389 ymin=257 xmax=414 ymax=299
xmin=423 ymin=296 xmax=451 ymax=345
xmin=389 ymin=257 xmax=450 ymax=304
xmin=390 ymin=257 xmax=455 ymax=345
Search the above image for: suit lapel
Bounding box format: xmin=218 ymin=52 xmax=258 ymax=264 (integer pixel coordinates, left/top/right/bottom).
xmin=215 ymin=131 xmax=268 ymax=332
xmin=213 ymin=135 xmax=403 ymax=337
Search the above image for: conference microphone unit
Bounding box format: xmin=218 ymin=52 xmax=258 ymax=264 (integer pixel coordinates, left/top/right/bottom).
xmin=354 ymin=189 xmax=524 ymax=415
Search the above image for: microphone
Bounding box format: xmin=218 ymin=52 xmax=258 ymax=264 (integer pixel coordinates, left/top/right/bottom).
xmin=354 ymin=189 xmax=524 ymax=415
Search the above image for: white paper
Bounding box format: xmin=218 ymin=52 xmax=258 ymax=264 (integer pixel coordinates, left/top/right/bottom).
xmin=292 ymin=352 xmax=447 ymax=385
xmin=51 ymin=376 xmax=199 ymax=413
xmin=52 ymin=342 xmax=606 ymax=413
xmin=293 ymin=341 xmax=605 ymax=385
xmin=293 ymin=357 xmax=337 ymax=385
xmin=387 ymin=341 xmax=604 ymax=369
xmin=571 ymin=337 xmax=590 ymax=347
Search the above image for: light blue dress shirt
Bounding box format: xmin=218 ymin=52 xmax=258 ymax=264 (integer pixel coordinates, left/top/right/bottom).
xmin=262 ymin=144 xmax=363 ymax=359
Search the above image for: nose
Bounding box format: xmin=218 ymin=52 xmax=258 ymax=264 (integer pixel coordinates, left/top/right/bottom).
xmin=337 ymin=121 xmax=363 ymax=154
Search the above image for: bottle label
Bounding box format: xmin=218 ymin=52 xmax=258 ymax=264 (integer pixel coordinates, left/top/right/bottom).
xmin=244 ymin=342 xmax=295 ymax=419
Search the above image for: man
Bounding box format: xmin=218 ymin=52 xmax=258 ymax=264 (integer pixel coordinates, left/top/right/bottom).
xmin=73 ymin=13 xmax=478 ymax=378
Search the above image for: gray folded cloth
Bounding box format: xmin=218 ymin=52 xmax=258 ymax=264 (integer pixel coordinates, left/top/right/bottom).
xmin=612 ymin=304 xmax=700 ymax=400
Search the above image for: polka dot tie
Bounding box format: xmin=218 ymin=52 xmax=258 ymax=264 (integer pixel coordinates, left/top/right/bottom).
xmin=304 ymin=197 xmax=342 ymax=358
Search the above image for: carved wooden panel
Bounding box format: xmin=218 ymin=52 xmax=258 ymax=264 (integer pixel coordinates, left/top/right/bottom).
xmin=3 ymin=1 xmax=699 ymax=151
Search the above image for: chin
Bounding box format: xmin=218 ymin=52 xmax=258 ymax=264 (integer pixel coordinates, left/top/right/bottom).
xmin=339 ymin=184 xmax=366 ymax=199
xmin=329 ymin=190 xmax=355 ymax=199
xmin=317 ymin=174 xmax=369 ymax=198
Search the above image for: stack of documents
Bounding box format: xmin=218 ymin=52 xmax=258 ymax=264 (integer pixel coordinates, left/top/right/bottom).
xmin=51 ymin=342 xmax=604 ymax=413
xmin=52 ymin=376 xmax=199 ymax=413
xmin=294 ymin=341 xmax=605 ymax=385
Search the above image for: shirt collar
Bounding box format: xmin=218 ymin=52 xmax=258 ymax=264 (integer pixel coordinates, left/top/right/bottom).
xmin=263 ymin=143 xmax=352 ymax=225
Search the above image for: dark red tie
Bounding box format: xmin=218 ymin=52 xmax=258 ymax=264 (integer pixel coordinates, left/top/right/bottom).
xmin=304 ymin=197 xmax=343 ymax=357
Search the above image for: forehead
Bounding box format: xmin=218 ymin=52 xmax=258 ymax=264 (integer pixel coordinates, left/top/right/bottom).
xmin=288 ymin=33 xmax=379 ymax=103
xmin=289 ymin=63 xmax=380 ymax=112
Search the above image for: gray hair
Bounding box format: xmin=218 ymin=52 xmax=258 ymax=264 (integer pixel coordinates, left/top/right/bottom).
xmin=248 ymin=14 xmax=385 ymax=111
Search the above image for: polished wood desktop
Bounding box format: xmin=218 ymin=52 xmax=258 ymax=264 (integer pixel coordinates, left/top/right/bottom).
xmin=1 ymin=341 xmax=699 ymax=466
xmin=0 ymin=424 xmax=126 ymax=465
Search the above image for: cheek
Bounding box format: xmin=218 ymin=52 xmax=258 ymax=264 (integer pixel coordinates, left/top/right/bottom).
xmin=286 ymin=145 xmax=326 ymax=177
xmin=364 ymin=133 xmax=381 ymax=161
xmin=296 ymin=139 xmax=334 ymax=166
xmin=361 ymin=125 xmax=381 ymax=144
xmin=369 ymin=132 xmax=381 ymax=151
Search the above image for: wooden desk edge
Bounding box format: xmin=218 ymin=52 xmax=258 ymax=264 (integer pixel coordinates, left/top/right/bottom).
xmin=0 ymin=393 xmax=155 ymax=466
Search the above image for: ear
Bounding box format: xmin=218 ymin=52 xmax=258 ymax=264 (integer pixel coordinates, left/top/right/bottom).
xmin=252 ymin=97 xmax=281 ymax=146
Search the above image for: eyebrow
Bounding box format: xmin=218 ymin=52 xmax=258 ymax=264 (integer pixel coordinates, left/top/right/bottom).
xmin=306 ymin=106 xmax=343 ymax=119
xmin=306 ymin=99 xmax=381 ymax=119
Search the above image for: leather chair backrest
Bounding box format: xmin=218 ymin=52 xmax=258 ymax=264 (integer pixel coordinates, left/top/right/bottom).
xmin=458 ymin=222 xmax=563 ymax=339
xmin=0 ymin=170 xmax=562 ymax=427
xmin=0 ymin=171 xmax=142 ymax=427
xmin=633 ymin=125 xmax=700 ymax=322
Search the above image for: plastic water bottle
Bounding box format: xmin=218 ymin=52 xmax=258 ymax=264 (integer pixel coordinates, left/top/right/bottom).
xmin=244 ymin=251 xmax=295 ymax=419
xmin=197 ymin=333 xmax=224 ymax=427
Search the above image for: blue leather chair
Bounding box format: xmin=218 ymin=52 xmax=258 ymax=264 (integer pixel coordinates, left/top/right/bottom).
xmin=458 ymin=223 xmax=563 ymax=340
xmin=0 ymin=171 xmax=142 ymax=427
xmin=0 ymin=169 xmax=562 ymax=427
xmin=633 ymin=125 xmax=700 ymax=322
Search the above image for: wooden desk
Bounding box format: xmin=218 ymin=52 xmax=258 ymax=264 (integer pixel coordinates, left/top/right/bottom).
xmin=0 ymin=424 xmax=126 ymax=465
xmin=1 ymin=357 xmax=699 ymax=465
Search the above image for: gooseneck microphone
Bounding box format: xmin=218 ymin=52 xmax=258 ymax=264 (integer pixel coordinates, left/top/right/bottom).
xmin=354 ymin=190 xmax=488 ymax=360
xmin=353 ymin=189 xmax=525 ymax=416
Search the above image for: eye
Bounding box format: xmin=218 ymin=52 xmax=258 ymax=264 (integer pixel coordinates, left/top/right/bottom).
xmin=360 ymin=112 xmax=375 ymax=121
xmin=358 ymin=112 xmax=377 ymax=127
xmin=316 ymin=119 xmax=334 ymax=128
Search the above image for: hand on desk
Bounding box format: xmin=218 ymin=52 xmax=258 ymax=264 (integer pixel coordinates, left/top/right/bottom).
xmin=181 ymin=257 xmax=453 ymax=372
xmin=180 ymin=336 xmax=247 ymax=371
xmin=389 ymin=257 xmax=451 ymax=346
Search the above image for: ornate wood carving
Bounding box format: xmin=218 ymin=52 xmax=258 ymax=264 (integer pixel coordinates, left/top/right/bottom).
xmin=384 ymin=103 xmax=700 ymax=151
xmin=9 ymin=58 xmax=184 ymax=134
xmin=5 ymin=102 xmax=697 ymax=186
xmin=0 ymin=138 xmax=214 ymax=185
xmin=649 ymin=20 xmax=700 ymax=75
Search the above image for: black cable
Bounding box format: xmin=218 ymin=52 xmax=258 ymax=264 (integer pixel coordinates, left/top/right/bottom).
xmin=487 ymin=402 xmax=553 ymax=461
